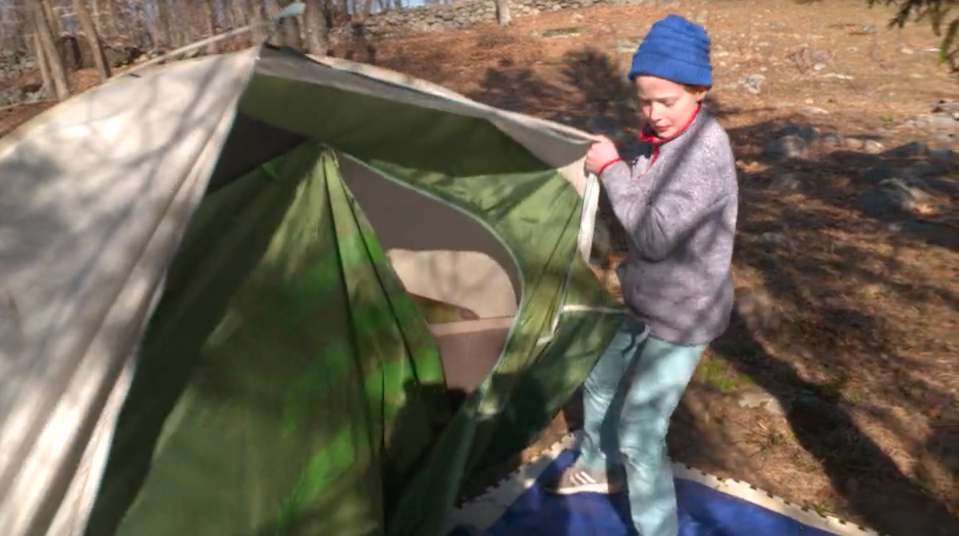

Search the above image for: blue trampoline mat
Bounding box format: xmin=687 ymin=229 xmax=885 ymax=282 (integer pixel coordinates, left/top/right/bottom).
xmin=457 ymin=449 xmax=846 ymax=536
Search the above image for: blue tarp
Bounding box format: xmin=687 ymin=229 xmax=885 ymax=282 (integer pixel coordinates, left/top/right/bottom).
xmin=455 ymin=449 xmax=841 ymax=536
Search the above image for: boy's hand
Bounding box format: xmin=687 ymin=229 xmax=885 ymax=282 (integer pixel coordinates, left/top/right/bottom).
xmin=585 ymin=135 xmax=621 ymax=175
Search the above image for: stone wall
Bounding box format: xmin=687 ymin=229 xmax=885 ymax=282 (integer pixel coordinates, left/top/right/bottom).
xmin=1 ymin=0 xmax=648 ymax=107
xmin=0 ymin=52 xmax=35 ymax=87
xmin=0 ymin=53 xmax=39 ymax=107
xmin=0 ymin=84 xmax=44 ymax=108
xmin=337 ymin=0 xmax=650 ymax=39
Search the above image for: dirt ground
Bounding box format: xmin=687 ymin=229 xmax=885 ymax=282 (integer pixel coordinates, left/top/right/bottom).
xmin=1 ymin=1 xmax=956 ymax=535
xmin=364 ymin=1 xmax=958 ymax=535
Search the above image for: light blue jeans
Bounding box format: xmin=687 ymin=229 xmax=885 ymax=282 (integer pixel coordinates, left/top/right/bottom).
xmin=578 ymin=315 xmax=705 ymax=536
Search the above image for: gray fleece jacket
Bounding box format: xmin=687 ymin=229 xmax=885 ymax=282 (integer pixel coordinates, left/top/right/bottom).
xmin=600 ymin=109 xmax=738 ymax=346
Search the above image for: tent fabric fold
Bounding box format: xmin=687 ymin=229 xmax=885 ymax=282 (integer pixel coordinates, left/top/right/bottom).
xmin=0 ymin=51 xmax=253 ymax=536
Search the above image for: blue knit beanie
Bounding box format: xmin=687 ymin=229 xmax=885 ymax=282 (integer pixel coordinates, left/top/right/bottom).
xmin=628 ymin=15 xmax=712 ymax=88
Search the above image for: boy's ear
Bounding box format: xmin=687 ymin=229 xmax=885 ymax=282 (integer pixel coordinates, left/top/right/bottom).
xmin=695 ymin=90 xmax=708 ymax=103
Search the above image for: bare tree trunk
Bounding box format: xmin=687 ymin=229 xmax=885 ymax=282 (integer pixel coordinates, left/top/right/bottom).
xmin=89 ymin=0 xmax=102 ymax=32
xmin=255 ymin=0 xmax=276 ymax=44
xmin=303 ymin=0 xmax=328 ymax=56
xmin=123 ymin=0 xmax=150 ymax=49
xmin=72 ymin=0 xmax=111 ymax=79
xmin=40 ymin=0 xmax=60 ymax=36
xmin=262 ymin=0 xmax=279 ymax=19
xmin=231 ymin=0 xmax=253 ymax=48
xmin=102 ymin=0 xmax=125 ymax=44
xmin=154 ymin=0 xmax=172 ymax=50
xmin=33 ymin=31 xmax=53 ymax=99
xmin=166 ymin=0 xmax=183 ymax=48
xmin=4 ymin=0 xmax=22 ymax=52
xmin=277 ymin=0 xmax=303 ymax=49
xmin=178 ymin=0 xmax=204 ymax=47
xmin=202 ymin=0 xmax=219 ymax=53
xmin=91 ymin=0 xmax=118 ymax=48
xmin=0 ymin=0 xmax=32 ymax=53
xmin=19 ymin=0 xmax=32 ymax=51
xmin=0 ymin=9 xmax=9 ymax=53
xmin=494 ymin=0 xmax=511 ymax=27
xmin=185 ymin=0 xmax=202 ymax=45
xmin=29 ymin=0 xmax=69 ymax=100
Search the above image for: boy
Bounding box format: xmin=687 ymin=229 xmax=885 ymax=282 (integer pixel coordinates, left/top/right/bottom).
xmin=545 ymin=14 xmax=739 ymax=536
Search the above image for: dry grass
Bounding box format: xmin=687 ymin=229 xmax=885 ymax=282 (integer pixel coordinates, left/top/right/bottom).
xmin=1 ymin=1 xmax=956 ymax=534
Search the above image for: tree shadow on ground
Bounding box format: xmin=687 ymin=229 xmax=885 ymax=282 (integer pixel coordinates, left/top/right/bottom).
xmin=727 ymin=115 xmax=959 ymax=255
xmin=718 ymin=116 xmax=959 ymax=536
xmin=460 ymin=45 xmax=959 ymax=536
xmin=713 ymin=310 xmax=959 ymax=536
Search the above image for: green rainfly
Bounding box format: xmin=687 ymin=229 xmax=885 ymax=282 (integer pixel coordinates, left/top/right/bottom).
xmin=85 ymin=146 xmax=450 ymax=536
xmin=83 ymin=145 xmax=622 ymax=536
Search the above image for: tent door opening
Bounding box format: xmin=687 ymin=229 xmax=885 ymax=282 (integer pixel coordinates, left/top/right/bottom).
xmin=336 ymin=154 xmax=522 ymax=406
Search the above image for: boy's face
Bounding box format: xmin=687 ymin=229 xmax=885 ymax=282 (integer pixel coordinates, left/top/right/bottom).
xmin=634 ymin=75 xmax=706 ymax=139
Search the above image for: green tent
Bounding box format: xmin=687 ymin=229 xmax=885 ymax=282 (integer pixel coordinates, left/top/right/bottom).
xmin=0 ymin=45 xmax=623 ymax=536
